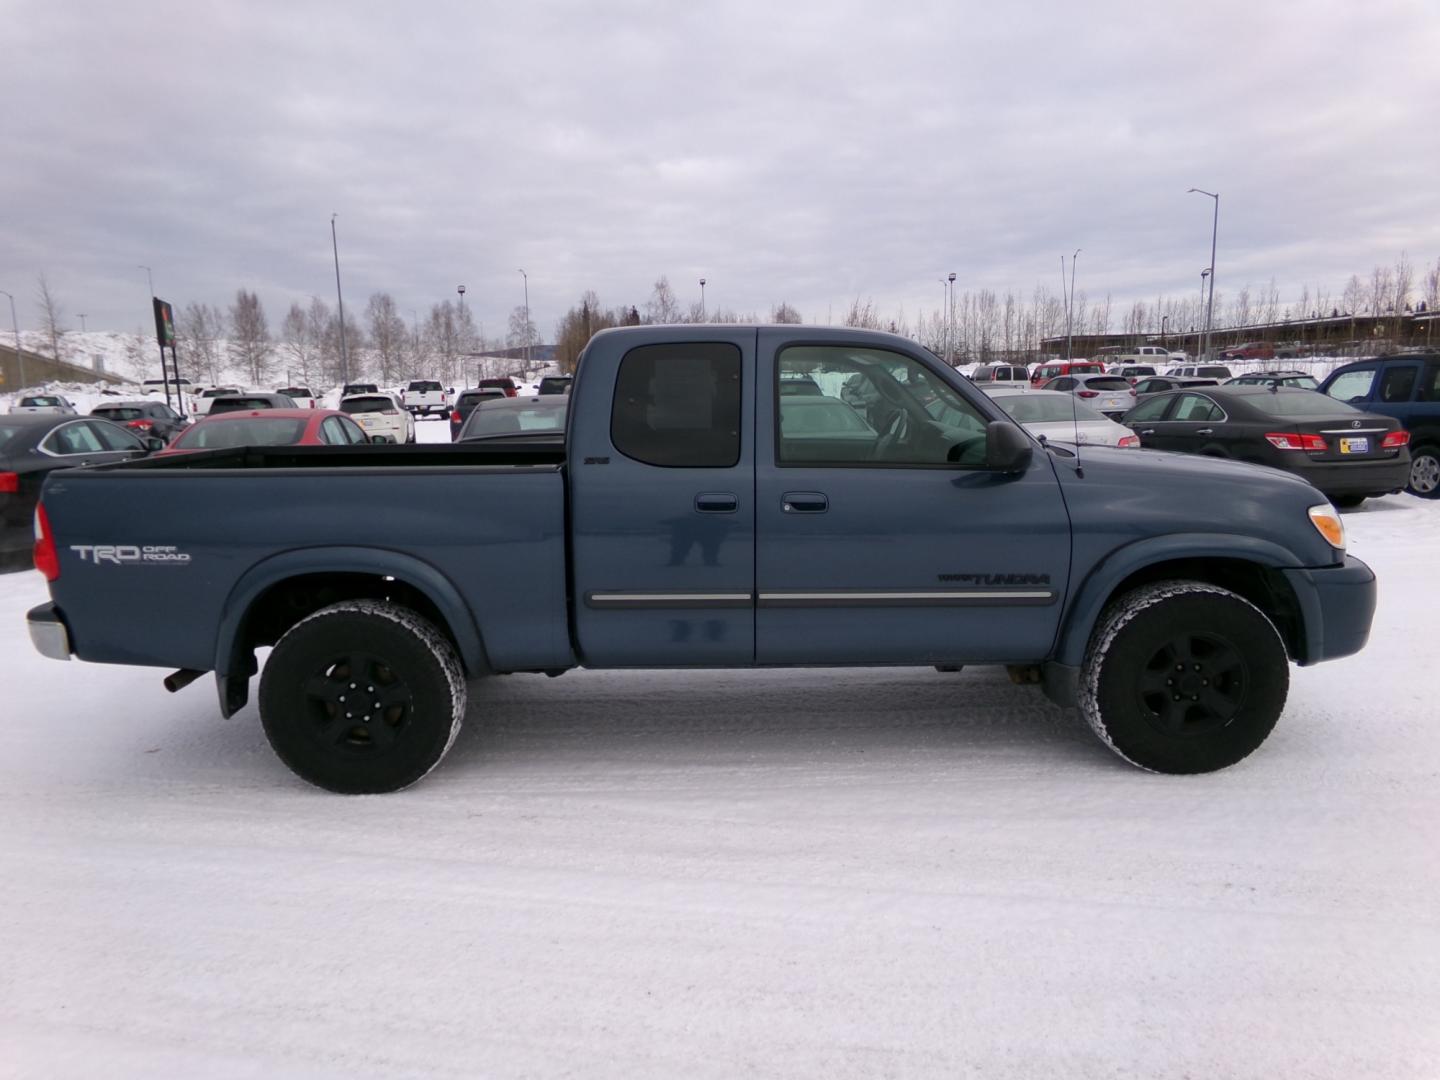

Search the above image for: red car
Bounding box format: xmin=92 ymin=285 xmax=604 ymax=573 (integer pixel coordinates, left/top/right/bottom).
xmin=1219 ymin=341 xmax=1276 ymax=361
xmin=156 ymin=408 xmax=369 ymax=455
xmin=1030 ymin=360 xmax=1105 ymax=387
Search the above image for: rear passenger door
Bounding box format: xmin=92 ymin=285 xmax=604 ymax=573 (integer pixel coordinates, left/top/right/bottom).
xmin=569 ymin=333 xmax=755 ymax=666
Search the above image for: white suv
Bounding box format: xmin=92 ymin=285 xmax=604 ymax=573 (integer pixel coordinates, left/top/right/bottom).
xmin=402 ymin=379 xmax=448 ymax=418
xmin=339 ymin=391 xmax=416 ymax=444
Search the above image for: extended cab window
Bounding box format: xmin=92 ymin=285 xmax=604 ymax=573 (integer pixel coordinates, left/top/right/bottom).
xmin=777 ymin=345 xmax=988 ymax=466
xmin=610 ymin=343 xmax=740 ymax=467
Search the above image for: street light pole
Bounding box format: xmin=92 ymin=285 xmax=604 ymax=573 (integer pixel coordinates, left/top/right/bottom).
xmin=1161 ymin=313 xmax=1169 ymax=348
xmin=947 ymin=272 xmax=956 ymax=364
xmin=0 ymin=290 xmax=24 ymax=390
xmin=1188 ymin=188 xmax=1219 ymax=360
xmin=1199 ymin=268 xmax=1211 ymax=359
xmin=331 ymin=213 xmax=350 ymax=385
xmin=699 ymin=278 xmax=707 ymax=321
xmin=1062 ymin=249 xmax=1080 ymax=361
xmin=77 ymin=313 xmax=87 ymax=333
xmin=517 ymin=269 xmax=530 ymax=370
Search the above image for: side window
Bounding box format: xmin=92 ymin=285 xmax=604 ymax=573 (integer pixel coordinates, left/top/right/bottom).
xmin=44 ymin=422 xmax=106 ymax=455
xmin=777 ymin=345 xmax=989 ymax=467
xmin=1172 ymin=394 xmax=1222 ymax=422
xmin=610 ymin=343 xmax=741 ymax=467
xmin=1378 ymin=365 xmax=1418 ymax=403
xmin=1049 ymin=377 xmax=1075 ymax=390
xmin=90 ymin=421 xmax=144 ymax=451
xmin=1127 ymin=396 xmax=1174 ymax=422
xmin=1420 ymin=363 xmax=1440 ymax=403
xmin=1326 ymin=368 xmax=1376 ymax=403
xmin=340 ymin=417 xmax=368 ymax=444
xmin=319 ymin=417 xmax=346 ymax=444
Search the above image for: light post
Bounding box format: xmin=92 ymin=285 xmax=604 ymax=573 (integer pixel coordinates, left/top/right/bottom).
xmin=77 ymin=313 xmax=87 ymax=333
xmin=331 ymin=213 xmax=350 ymax=385
xmin=947 ymin=272 xmax=956 ymax=364
xmin=1062 ymin=249 xmax=1080 ymax=361
xmin=1161 ymin=313 xmax=1169 ymax=348
xmin=699 ymin=277 xmax=707 ymax=321
xmin=456 ymin=286 xmax=467 ymax=386
xmin=1199 ymin=268 xmax=1211 ymax=358
xmin=0 ymin=290 xmax=24 ymax=390
xmin=1188 ymin=188 xmax=1219 ymax=359
xmin=517 ymin=269 xmax=530 ymax=370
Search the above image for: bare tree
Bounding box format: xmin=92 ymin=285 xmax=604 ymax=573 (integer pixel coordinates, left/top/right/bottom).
xmin=34 ymin=273 xmax=65 ymax=361
xmin=123 ymin=327 xmax=152 ymax=381
xmin=228 ymin=289 xmax=273 ymax=384
xmin=644 ymin=276 xmax=681 ymax=324
xmin=280 ymin=301 xmax=320 ymax=386
xmin=505 ymin=304 xmax=537 ymax=356
xmin=179 ymin=301 xmax=226 ymax=383
xmin=843 ymin=297 xmax=882 ymax=329
xmin=770 ymin=302 xmax=802 ymax=324
xmin=365 ymin=292 xmax=407 ymax=385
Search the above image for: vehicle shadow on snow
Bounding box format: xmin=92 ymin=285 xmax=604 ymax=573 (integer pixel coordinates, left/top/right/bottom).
xmin=442 ymin=666 xmax=1111 ymax=775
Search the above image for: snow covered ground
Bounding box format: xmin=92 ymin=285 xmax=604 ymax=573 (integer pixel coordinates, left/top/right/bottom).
xmin=1 ymin=497 xmax=1437 ymax=1079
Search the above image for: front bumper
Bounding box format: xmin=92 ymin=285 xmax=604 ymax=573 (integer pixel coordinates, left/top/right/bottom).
xmin=27 ymin=602 xmax=72 ymax=661
xmin=1281 ymin=555 xmax=1377 ymax=665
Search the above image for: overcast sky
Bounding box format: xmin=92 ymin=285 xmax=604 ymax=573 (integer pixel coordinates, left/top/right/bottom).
xmin=3 ymin=0 xmax=1438 ymax=341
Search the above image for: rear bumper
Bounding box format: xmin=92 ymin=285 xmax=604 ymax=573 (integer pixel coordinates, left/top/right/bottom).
xmin=26 ymin=602 xmax=72 ymax=661
xmin=1282 ymin=555 xmax=1377 ymax=665
xmin=1287 ymin=456 xmax=1410 ymax=497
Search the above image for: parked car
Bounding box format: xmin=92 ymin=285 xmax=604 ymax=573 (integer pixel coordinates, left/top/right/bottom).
xmin=963 ymin=388 xmax=1138 ymax=448
xmin=339 ymin=391 xmax=415 ymax=444
xmin=1319 ymin=353 xmax=1440 ymax=497
xmin=778 ymin=373 xmax=825 ymax=396
xmin=1227 ymin=370 xmax=1320 ymax=391
xmin=1 ymin=414 xmax=161 ymax=569
xmin=194 ymin=386 xmax=245 ymax=416
xmin=1165 ymin=364 xmax=1234 ymax=380
xmin=1108 ymin=364 xmax=1158 ymax=384
xmin=1122 ymin=385 xmax=1410 ymax=506
xmin=777 ymin=394 xmax=879 ymax=462
xmin=537 ymin=375 xmax=574 ymax=396
xmin=456 ymin=394 xmax=569 ymax=444
xmin=477 ymin=376 xmax=520 ymax=398
xmin=448 ymin=387 xmax=508 ymax=440
xmin=142 ymin=377 xmax=194 ymax=394
xmin=27 ymin=323 xmax=1378 ymax=793
xmin=276 ymin=386 xmax=320 ymax=409
xmin=158 ymin=409 xmax=368 ymax=456
xmin=1036 ymin=374 xmax=1137 ymax=418
xmin=90 ymin=399 xmax=189 ymax=442
xmin=968 ymin=363 xmax=1032 ymax=388
xmin=1133 ymin=376 xmax=1220 ymax=403
xmin=1030 ymin=359 xmax=1104 ymax=386
xmin=402 ymin=379 xmax=449 ymax=417
xmin=1219 ymin=342 xmax=1275 ymax=361
xmin=206 ymin=392 xmax=299 ymax=415
xmin=1093 ymin=345 xmax=1171 ymax=368
xmin=341 ymin=382 xmax=379 ymax=398
xmin=8 ymin=395 xmax=77 ymax=416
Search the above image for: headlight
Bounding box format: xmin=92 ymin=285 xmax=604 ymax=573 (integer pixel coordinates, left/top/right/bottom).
xmin=1307 ymin=503 xmax=1346 ymax=551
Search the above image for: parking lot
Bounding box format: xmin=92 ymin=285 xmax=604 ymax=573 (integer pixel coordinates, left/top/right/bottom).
xmin=2 ymin=492 xmax=1436 ymax=1079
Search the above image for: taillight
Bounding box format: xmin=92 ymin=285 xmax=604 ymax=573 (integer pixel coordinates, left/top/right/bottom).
xmin=505 ymin=388 xmax=517 ymax=397
xmin=1077 ymin=390 xmax=1099 ymax=398
xmin=1265 ymin=432 xmax=1327 ymax=451
xmin=451 ymin=410 xmax=462 ymax=423
xmin=1118 ymin=435 xmax=1141 ymax=448
xmin=34 ymin=503 xmax=60 ymax=581
xmin=1381 ymin=431 xmax=1411 ymax=449
xmin=128 ymin=419 xmax=154 ymax=431
xmin=384 ymin=408 xmax=399 ymax=415
xmin=1128 ymin=389 xmax=1136 ymax=396
xmin=0 ymin=471 xmax=18 ymax=494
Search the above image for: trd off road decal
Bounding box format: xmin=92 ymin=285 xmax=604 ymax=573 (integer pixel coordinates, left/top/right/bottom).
xmin=70 ymin=545 xmax=192 ymax=566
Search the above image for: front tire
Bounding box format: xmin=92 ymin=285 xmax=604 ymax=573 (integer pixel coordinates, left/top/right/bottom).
xmin=1409 ymin=446 xmax=1440 ymax=498
xmin=1080 ymin=581 xmax=1288 ymax=773
xmin=259 ymin=600 xmax=466 ymax=793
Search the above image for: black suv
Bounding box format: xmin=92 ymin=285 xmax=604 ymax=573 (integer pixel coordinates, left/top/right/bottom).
xmin=90 ymin=400 xmax=189 ymax=442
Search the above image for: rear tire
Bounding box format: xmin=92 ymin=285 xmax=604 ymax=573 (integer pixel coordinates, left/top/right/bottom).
xmin=1080 ymin=581 xmax=1288 ymax=774
xmin=259 ymin=600 xmax=466 ymax=793
xmin=1408 ymin=446 xmax=1440 ymax=498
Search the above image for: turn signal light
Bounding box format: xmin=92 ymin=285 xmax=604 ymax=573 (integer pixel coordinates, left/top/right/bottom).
xmin=1307 ymin=503 xmax=1346 ymax=551
xmin=33 ymin=503 xmax=60 ymax=581
xmin=1381 ymin=431 xmax=1411 ymax=449
xmin=1265 ymin=432 xmax=1326 ymax=451
xmin=0 ymin=471 xmax=19 ymax=494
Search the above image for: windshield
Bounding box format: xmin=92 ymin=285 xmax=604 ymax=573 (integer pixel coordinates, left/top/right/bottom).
xmin=993 ymin=394 xmax=1107 ymax=423
xmin=202 ymin=388 xmax=238 ymax=398
xmin=463 ymin=402 xmax=567 ymax=437
xmin=209 ymin=397 xmax=291 ymax=414
xmin=21 ymin=396 xmax=64 ymax=407
xmin=1082 ymin=377 xmax=1131 ymax=391
xmin=408 ymin=381 xmax=442 ymax=391
xmin=171 ymin=417 xmax=309 ymax=449
xmin=93 ymin=407 xmax=144 ymax=421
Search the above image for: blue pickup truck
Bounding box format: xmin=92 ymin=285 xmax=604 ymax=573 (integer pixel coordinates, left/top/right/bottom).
xmin=1319 ymin=353 xmax=1440 ymax=497
xmin=26 ymin=326 xmax=1377 ymax=792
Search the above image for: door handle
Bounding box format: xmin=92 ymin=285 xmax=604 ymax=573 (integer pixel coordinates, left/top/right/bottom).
xmin=1139 ymin=429 xmax=1155 ymax=436
xmin=782 ymin=491 xmax=828 ymax=513
xmin=694 ymin=492 xmax=737 ymax=513
xmin=1196 ymin=428 xmax=1213 ymax=435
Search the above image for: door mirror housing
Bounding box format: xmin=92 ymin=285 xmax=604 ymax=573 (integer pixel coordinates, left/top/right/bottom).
xmin=145 ymin=437 xmax=167 ymax=452
xmin=984 ymin=420 xmax=1033 ymax=473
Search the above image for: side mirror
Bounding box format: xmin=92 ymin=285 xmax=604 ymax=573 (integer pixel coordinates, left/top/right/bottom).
xmin=984 ymin=420 xmax=1033 ymax=473
xmin=146 ymin=437 xmax=166 ymax=452
xmin=448 ymin=387 xmax=455 ymax=395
